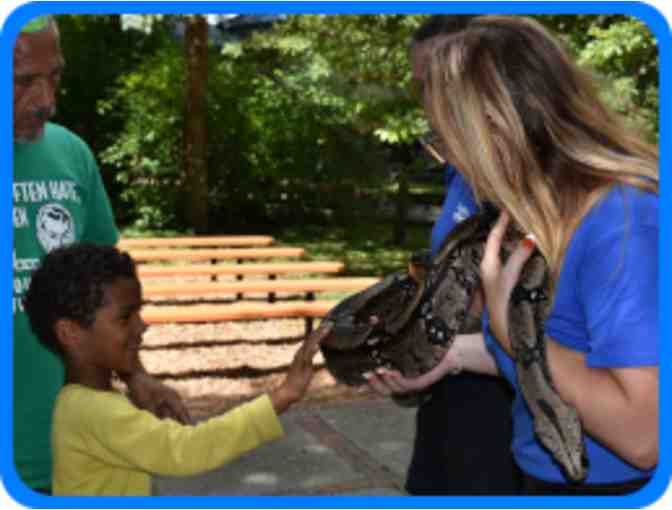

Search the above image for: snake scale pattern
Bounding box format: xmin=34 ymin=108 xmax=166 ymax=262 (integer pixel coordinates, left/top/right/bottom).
xmin=319 ymin=208 xmax=589 ymax=482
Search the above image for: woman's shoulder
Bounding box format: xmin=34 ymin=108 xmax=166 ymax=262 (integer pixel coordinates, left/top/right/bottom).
xmin=581 ymin=184 xmax=657 ymax=236
xmin=563 ymin=184 xmax=657 ymax=265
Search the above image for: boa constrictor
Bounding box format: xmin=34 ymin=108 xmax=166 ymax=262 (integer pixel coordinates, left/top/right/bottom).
xmin=319 ymin=207 xmax=589 ymax=482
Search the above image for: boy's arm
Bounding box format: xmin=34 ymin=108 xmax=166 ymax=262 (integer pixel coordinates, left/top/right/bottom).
xmin=79 ymin=325 xmax=329 ymax=477
xmin=83 ymin=391 xmax=282 ymax=477
xmin=118 ymin=323 xmax=330 ymax=423
xmin=269 ymin=324 xmax=330 ymax=414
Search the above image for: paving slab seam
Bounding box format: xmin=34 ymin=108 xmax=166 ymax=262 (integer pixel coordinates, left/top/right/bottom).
xmin=269 ymin=478 xmax=402 ymax=496
xmin=296 ymin=411 xmax=406 ymax=494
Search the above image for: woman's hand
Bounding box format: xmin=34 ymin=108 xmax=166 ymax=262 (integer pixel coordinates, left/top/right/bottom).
xmin=363 ymin=347 xmax=463 ymax=396
xmin=480 ymin=211 xmax=535 ymax=355
xmin=481 ymin=213 xmax=659 ymax=469
xmin=363 ymin=332 xmax=499 ymax=397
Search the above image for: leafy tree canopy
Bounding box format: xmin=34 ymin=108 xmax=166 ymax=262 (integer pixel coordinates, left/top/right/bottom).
xmin=53 ymin=14 xmax=658 ymax=232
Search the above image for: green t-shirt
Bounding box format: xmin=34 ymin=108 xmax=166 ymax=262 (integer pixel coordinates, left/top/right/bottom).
xmin=13 ymin=122 xmax=119 ymax=489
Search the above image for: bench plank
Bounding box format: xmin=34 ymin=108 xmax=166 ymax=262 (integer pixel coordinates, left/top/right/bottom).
xmin=118 ymin=235 xmax=274 ymax=249
xmin=136 ymin=261 xmax=344 ymax=278
xmin=129 ymin=247 xmax=304 ymax=263
xmin=142 ymin=300 xmax=336 ymax=324
xmin=142 ymin=277 xmax=379 ymax=298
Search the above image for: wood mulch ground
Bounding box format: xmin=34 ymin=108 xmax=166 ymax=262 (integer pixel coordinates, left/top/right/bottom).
xmin=139 ymin=313 xmax=378 ymax=421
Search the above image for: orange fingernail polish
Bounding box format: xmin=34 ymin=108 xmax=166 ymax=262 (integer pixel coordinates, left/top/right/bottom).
xmin=521 ymin=234 xmax=536 ymax=250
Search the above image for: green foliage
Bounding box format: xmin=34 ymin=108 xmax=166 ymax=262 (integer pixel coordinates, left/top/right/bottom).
xmin=269 ymin=15 xmax=427 ymax=144
xmin=55 ymin=14 xmax=659 ymax=232
xmin=54 ymin=15 xmax=176 ymax=224
xmin=96 ymin=15 xmax=426 ymax=230
xmin=581 ymin=19 xmax=658 ymax=139
xmin=537 ymin=15 xmax=658 ymax=140
xmin=100 ymin=41 xmax=186 ymax=229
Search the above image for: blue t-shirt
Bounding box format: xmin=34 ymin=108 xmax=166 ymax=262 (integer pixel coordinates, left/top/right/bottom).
xmin=484 ymin=184 xmax=658 ymax=484
xmin=430 ymin=166 xmax=478 ymax=255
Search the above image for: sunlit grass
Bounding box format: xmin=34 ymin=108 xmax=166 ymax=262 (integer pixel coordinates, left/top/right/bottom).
xmin=276 ymin=221 xmax=431 ymax=276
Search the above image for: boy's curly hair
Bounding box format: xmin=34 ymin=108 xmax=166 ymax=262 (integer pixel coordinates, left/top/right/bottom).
xmin=22 ymin=243 xmax=138 ymax=355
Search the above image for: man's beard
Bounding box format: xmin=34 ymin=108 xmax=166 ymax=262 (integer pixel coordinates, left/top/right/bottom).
xmin=14 ymin=106 xmax=55 ymax=144
xmin=15 ymin=129 xmax=44 ymax=144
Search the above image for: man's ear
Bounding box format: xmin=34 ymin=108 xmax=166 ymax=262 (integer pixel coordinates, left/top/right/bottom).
xmin=53 ymin=318 xmax=85 ymax=351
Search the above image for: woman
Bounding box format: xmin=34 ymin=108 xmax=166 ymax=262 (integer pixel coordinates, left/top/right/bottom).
xmin=403 ymin=15 xmax=521 ymax=496
xmin=367 ymin=16 xmax=658 ymax=494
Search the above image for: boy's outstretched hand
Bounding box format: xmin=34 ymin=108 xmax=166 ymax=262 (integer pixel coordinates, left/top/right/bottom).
xmin=270 ymin=322 xmax=333 ymax=415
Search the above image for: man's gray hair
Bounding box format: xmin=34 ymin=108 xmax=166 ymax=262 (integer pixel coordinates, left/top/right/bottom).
xmin=20 ymin=15 xmax=57 ymax=34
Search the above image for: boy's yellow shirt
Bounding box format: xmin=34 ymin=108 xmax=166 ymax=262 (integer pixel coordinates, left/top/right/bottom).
xmin=51 ymin=384 xmax=284 ymax=495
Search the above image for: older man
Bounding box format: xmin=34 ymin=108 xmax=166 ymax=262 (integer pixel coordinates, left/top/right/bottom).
xmin=13 ymin=16 xmax=190 ymax=494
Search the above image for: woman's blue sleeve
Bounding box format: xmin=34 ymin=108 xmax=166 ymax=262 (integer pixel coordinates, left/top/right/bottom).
xmin=578 ymin=224 xmax=658 ymax=368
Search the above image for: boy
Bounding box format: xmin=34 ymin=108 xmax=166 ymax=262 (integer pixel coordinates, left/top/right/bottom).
xmin=22 ymin=243 xmax=330 ymax=495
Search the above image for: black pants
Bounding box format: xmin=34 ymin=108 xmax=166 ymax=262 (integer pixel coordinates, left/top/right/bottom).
xmin=523 ymin=473 xmax=651 ymax=495
xmin=405 ymin=373 xmax=522 ymax=495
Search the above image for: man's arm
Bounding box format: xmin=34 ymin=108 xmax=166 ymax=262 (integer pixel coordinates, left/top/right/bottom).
xmin=118 ymin=362 xmax=193 ymax=425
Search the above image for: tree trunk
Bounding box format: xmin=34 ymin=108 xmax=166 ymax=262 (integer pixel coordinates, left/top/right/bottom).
xmin=183 ymin=15 xmax=209 ymax=233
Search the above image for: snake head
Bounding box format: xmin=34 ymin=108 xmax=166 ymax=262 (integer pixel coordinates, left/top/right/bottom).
xmin=319 ymin=317 xmax=374 ymax=351
xmin=320 ymin=272 xmax=407 ymax=352
xmin=319 ymin=270 xmax=428 ymax=386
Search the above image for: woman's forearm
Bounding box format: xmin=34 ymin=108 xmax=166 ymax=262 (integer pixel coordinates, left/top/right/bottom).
xmin=363 ymin=331 xmax=500 ymax=396
xmin=546 ymin=339 xmax=658 ymax=469
xmin=453 ymin=333 xmax=499 ymax=376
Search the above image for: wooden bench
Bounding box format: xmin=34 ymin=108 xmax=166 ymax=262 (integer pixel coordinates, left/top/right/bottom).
xmin=130 ymin=239 xmax=372 ymax=334
xmin=141 ymin=300 xmax=339 ymax=334
xmin=136 ymin=261 xmax=344 ymax=279
xmin=128 ymin=247 xmax=305 ymax=263
xmin=118 ymin=235 xmax=274 ymax=249
xmin=137 ymin=260 xmax=346 ymax=301
xmin=142 ymin=276 xmax=379 ymax=303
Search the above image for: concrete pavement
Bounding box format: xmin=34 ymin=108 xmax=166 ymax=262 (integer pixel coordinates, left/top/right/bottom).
xmin=152 ymin=398 xmax=416 ymax=496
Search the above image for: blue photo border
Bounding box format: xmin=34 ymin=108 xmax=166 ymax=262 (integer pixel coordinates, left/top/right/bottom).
xmin=1 ymin=1 xmax=669 ymax=508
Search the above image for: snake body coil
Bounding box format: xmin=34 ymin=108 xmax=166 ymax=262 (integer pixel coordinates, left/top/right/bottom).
xmin=320 ymin=209 xmax=588 ymax=482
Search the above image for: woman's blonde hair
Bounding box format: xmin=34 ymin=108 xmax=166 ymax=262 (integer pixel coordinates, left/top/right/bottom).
xmin=424 ymin=15 xmax=658 ymax=282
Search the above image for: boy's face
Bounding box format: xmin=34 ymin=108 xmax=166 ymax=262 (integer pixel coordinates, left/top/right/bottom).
xmin=83 ymin=277 xmax=146 ymax=376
